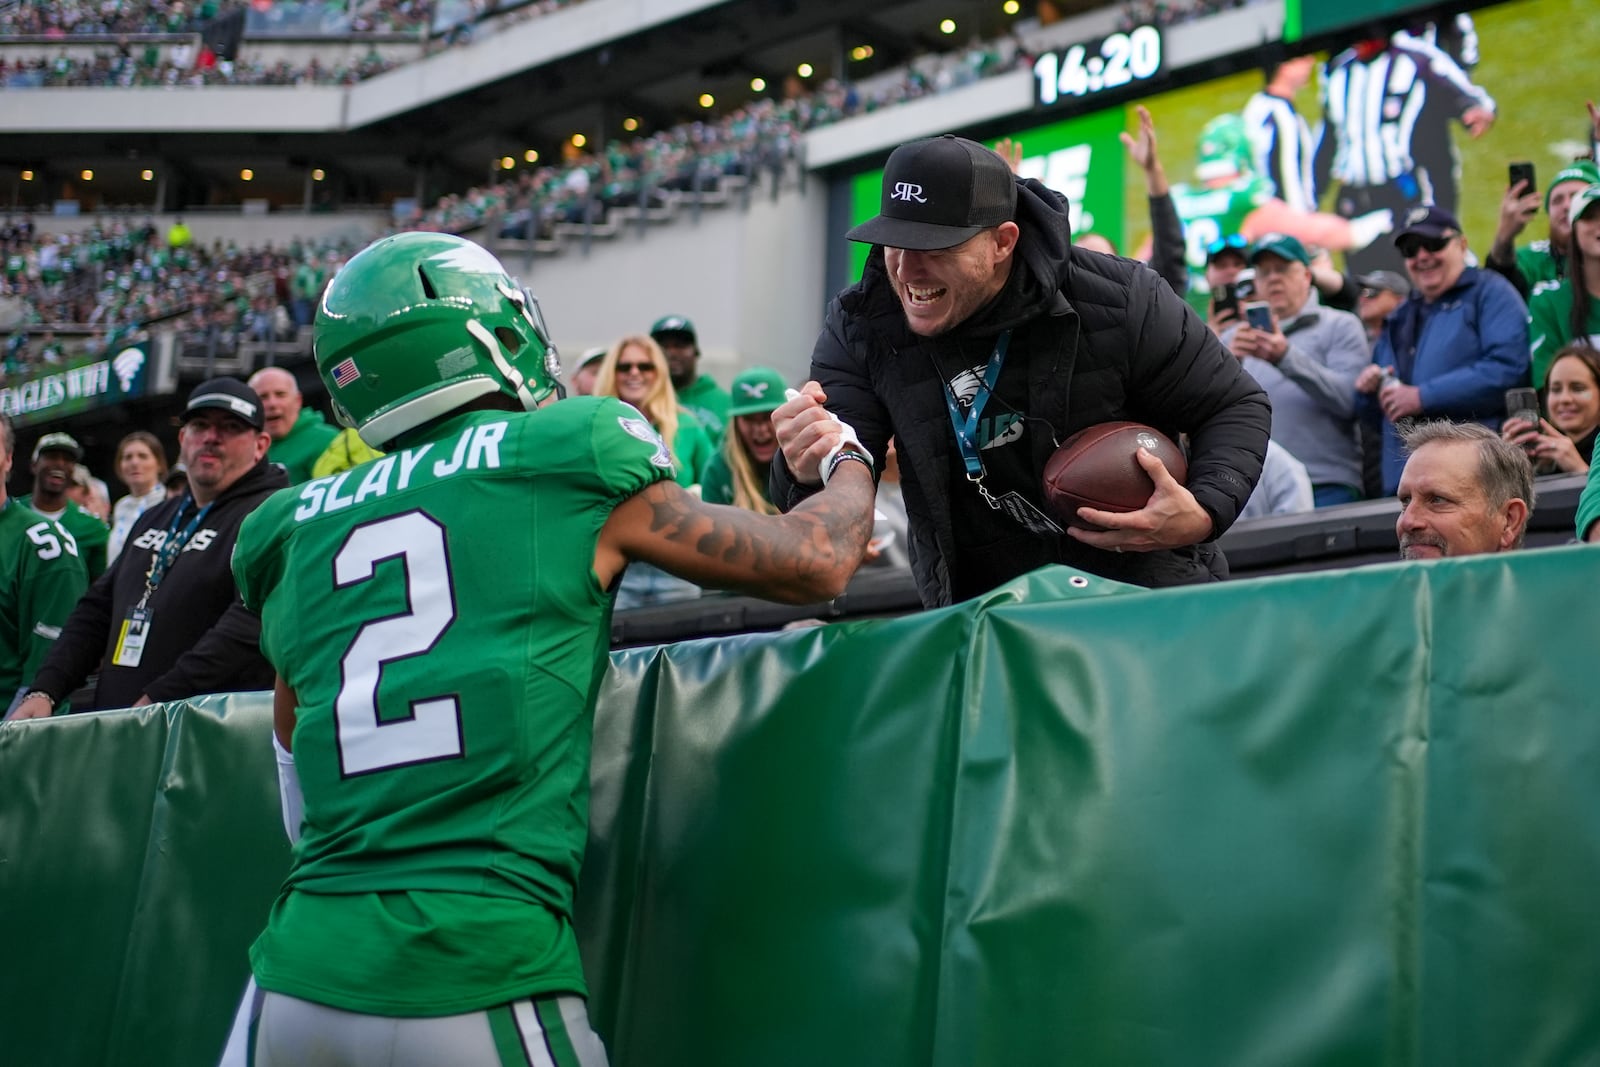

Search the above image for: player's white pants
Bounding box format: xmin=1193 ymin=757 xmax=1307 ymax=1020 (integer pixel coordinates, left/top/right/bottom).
xmin=216 ymin=977 xmax=256 ymax=1067
xmin=245 ymin=987 xmax=608 ymax=1067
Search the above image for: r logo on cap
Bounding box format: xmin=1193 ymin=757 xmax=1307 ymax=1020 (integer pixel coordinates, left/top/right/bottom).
xmin=891 ymin=182 xmax=928 ymax=204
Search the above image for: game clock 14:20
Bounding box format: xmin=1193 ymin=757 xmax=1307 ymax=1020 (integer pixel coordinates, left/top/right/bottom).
xmin=1033 ymin=26 xmax=1163 ymax=107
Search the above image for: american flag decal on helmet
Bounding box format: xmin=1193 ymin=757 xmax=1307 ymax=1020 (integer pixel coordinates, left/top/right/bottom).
xmin=331 ymin=358 xmax=361 ymax=388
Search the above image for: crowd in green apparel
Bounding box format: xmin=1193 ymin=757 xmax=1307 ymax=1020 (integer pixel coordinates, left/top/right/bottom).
xmin=0 ymin=46 xmax=403 ymax=88
xmin=0 ymin=0 xmax=240 ymax=36
xmin=0 ymin=0 xmax=583 ymax=89
xmin=0 ymin=0 xmax=428 ymax=37
xmin=1515 ymin=165 xmax=1600 ymax=388
xmin=0 ymin=216 xmax=355 ymax=378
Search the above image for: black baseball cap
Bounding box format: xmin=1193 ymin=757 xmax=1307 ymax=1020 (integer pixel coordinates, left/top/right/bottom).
xmin=1393 ymin=205 xmax=1461 ymax=243
xmin=182 ymin=377 xmax=264 ymax=430
xmin=650 ymin=315 xmax=697 ymax=342
xmin=1205 ymin=234 xmax=1250 ymax=264
xmin=846 ymin=135 xmax=1017 ymax=251
xmin=1357 ymin=269 xmax=1412 ymax=297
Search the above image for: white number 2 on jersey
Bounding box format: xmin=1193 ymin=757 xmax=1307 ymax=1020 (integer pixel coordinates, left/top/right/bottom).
xmin=333 ymin=511 xmax=463 ymax=777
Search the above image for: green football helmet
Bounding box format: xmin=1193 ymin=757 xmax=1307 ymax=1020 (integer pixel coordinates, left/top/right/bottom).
xmin=314 ymin=232 xmax=564 ymax=449
xmin=1194 ymin=114 xmax=1255 ymax=184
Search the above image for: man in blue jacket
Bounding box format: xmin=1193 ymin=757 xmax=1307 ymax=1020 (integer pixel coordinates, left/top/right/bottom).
xmin=1355 ymin=206 xmax=1529 ymax=494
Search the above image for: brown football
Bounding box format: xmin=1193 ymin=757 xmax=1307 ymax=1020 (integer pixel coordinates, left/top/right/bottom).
xmin=1041 ymin=421 xmax=1188 ymax=528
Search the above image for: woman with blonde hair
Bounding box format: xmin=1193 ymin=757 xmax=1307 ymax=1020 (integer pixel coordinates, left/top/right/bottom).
xmin=107 ymin=430 xmax=169 ymax=562
xmin=594 ymin=334 xmax=715 ymax=488
xmin=700 ymin=367 xmax=787 ymax=515
xmin=594 ymin=334 xmax=715 ymax=609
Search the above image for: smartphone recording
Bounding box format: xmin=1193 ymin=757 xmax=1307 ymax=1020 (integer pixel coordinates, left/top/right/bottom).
xmin=1504 ymin=386 xmax=1540 ymax=426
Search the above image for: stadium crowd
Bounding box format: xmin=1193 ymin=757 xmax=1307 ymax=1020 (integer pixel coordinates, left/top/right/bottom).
xmin=0 ymin=216 xmax=355 ymax=375
xmin=0 ymin=44 xmax=402 ymax=87
xmin=0 ymin=0 xmax=591 ymax=88
xmin=0 ymin=0 xmax=242 ymax=37
xmin=0 ymin=0 xmax=430 ymax=37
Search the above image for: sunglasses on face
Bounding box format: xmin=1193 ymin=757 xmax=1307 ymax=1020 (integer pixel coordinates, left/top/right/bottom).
xmin=1397 ymin=234 xmax=1455 ymax=259
xmin=615 ymin=362 xmax=657 ymax=376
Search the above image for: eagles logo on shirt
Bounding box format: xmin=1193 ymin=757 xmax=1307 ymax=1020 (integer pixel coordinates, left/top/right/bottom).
xmin=947 ymin=367 xmax=1025 ymax=451
xmin=617 ymin=415 xmax=676 ymax=471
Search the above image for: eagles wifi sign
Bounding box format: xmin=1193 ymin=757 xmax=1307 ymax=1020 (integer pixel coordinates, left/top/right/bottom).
xmin=0 ymin=344 xmax=152 ymax=427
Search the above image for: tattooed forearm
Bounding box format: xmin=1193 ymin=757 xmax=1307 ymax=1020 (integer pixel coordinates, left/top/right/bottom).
xmin=636 ymin=467 xmax=876 ymax=603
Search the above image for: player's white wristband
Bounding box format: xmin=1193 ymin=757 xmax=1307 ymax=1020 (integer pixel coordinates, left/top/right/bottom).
xmin=274 ymin=734 xmax=304 ymax=845
xmin=785 ymin=389 xmax=874 ymax=487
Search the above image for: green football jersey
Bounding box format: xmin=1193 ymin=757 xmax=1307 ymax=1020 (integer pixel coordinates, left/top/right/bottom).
xmin=698 ymin=448 xmax=773 ymax=511
xmin=0 ymin=500 xmax=89 ymax=695
xmin=700 ymin=449 xmax=736 ymax=506
xmin=1527 ymin=279 xmax=1600 ymax=388
xmin=1515 ymin=240 xmax=1563 ymax=294
xmin=233 ymin=397 xmax=675 ymax=1015
xmin=676 ymin=375 xmax=731 ymax=445
xmin=1170 ymin=176 xmax=1274 ymax=314
xmin=15 ymin=498 xmax=109 ymax=579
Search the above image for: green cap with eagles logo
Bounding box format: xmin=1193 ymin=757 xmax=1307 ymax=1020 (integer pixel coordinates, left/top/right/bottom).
xmin=1565 ymin=183 xmax=1600 ymax=228
xmin=649 ymin=315 xmax=697 ymax=342
xmin=1249 ymin=233 xmax=1311 ymax=267
xmin=1546 ymin=161 xmax=1600 ymax=214
xmin=727 ymin=367 xmax=789 ymax=417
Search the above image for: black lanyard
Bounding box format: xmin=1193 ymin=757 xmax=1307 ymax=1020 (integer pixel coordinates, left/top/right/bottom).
xmin=141 ymin=494 xmax=211 ymax=606
xmin=942 ymin=329 xmax=1012 ymax=481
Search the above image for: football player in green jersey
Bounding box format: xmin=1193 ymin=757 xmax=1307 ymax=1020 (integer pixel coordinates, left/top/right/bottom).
xmin=225 ymin=232 xmax=875 ymax=1066
xmin=1169 ymin=114 xmax=1396 ymax=314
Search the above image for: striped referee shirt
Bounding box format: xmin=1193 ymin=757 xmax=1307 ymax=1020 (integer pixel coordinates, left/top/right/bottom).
xmin=1315 ymin=36 xmax=1495 ymax=191
xmin=1243 ymin=90 xmax=1317 ymax=213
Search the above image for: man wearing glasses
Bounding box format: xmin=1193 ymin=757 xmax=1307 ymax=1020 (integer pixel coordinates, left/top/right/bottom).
xmin=1354 ymin=206 xmax=1530 ymax=494
xmin=9 ymin=378 xmax=286 ymax=718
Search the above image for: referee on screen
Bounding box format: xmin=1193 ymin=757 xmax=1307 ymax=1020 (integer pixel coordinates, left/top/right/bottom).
xmin=1314 ymin=30 xmax=1495 ymax=274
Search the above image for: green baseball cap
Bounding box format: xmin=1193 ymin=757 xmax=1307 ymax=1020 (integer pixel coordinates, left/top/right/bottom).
xmin=1547 ymin=161 xmax=1600 ymax=214
xmin=649 ymin=315 xmax=696 ymax=340
xmin=727 ymin=367 xmax=789 ymax=417
xmin=1567 ymin=183 xmax=1600 ymax=228
xmin=1249 ymin=232 xmax=1311 ymax=267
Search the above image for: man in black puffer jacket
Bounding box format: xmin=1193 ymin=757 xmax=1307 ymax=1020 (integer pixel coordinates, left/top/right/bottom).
xmin=772 ymin=135 xmax=1271 ymax=608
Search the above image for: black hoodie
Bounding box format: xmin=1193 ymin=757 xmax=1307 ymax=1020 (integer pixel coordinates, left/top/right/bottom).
xmin=773 ymin=176 xmax=1271 ymax=608
xmin=31 ymin=458 xmax=288 ymax=710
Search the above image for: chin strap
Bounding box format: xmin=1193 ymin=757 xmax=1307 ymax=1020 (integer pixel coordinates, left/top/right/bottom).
xmin=466 ymin=319 xmax=541 ymax=411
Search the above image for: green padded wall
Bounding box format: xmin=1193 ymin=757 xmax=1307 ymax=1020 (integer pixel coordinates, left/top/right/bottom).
xmin=3 ymin=552 xmax=1597 ymax=1065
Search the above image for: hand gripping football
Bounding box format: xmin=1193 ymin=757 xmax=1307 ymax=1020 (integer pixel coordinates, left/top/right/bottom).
xmin=1041 ymin=421 xmax=1188 ymax=528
